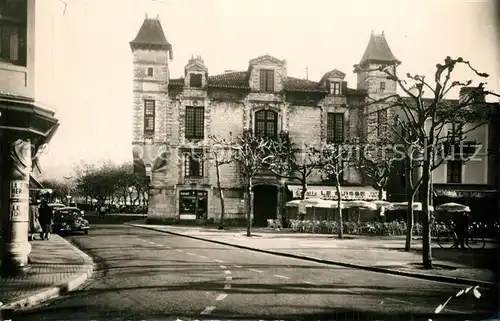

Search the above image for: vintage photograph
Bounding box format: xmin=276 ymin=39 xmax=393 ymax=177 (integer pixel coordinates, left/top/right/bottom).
xmin=0 ymin=0 xmax=498 ymax=320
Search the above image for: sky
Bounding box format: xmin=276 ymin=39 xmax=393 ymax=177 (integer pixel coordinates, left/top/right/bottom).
xmin=39 ymin=0 xmax=499 ymax=180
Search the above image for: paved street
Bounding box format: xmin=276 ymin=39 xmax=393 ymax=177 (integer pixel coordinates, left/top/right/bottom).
xmin=11 ymin=224 xmax=498 ymax=320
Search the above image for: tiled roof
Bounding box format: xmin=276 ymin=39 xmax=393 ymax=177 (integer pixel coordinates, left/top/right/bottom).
xmin=359 ymin=32 xmax=399 ymax=66
xmin=208 ymin=71 xmax=249 ymax=89
xmin=169 ymin=78 xmax=184 ymax=86
xmin=130 ymin=18 xmax=172 ymax=49
xmin=283 ymin=77 xmax=326 ymax=93
xmin=169 ymin=71 xmax=365 ymax=95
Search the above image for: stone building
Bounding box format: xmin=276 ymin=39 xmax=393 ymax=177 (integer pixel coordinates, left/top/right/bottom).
xmin=130 ymin=17 xmax=403 ymax=225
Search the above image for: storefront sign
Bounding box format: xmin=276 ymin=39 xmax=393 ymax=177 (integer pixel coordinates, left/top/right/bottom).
xmin=180 ymin=190 xmax=208 ymax=198
xmin=287 ymin=185 xmax=385 ymax=201
xmin=434 ymin=189 xmax=497 ymax=199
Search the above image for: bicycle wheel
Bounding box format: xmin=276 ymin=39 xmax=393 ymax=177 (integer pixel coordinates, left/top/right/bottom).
xmin=437 ymin=231 xmax=455 ymax=249
xmin=466 ymin=235 xmax=485 ymax=249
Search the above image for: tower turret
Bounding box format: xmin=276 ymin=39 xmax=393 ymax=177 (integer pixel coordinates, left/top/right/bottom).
xmin=354 ymin=31 xmax=400 ymax=142
xmin=130 ymin=15 xmax=172 ymax=183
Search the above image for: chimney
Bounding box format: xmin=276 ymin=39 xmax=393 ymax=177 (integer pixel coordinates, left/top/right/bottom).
xmin=459 ymin=86 xmax=485 ymax=104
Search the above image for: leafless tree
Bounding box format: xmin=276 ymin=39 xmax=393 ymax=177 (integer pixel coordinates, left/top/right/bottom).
xmin=232 ymin=131 xmax=275 ymax=237
xmin=315 ymin=142 xmax=355 ymax=239
xmin=355 ymin=56 xmax=497 ymax=268
xmin=265 ymin=133 xmax=322 ymax=200
xmin=207 ymin=135 xmax=235 ymax=230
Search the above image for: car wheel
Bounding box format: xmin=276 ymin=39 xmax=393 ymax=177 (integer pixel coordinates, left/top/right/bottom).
xmin=84 ymin=230 xmax=88 ymax=235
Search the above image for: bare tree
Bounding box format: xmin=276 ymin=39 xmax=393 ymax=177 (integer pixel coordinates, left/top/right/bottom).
xmin=231 ymin=130 xmax=274 ymax=237
xmin=355 ymin=56 xmax=497 ymax=268
xmin=315 ymin=142 xmax=354 ymax=239
xmin=266 ymin=133 xmax=322 ymax=200
xmin=356 ymin=141 xmax=398 ymax=217
xmin=207 ymin=135 xmax=235 ymax=230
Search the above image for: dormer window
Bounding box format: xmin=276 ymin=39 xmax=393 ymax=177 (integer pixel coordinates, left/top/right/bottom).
xmin=260 ymin=69 xmax=274 ymax=92
xmin=331 ymin=82 xmax=341 ymax=95
xmin=147 ymin=67 xmax=154 ymax=77
xmin=190 ymin=74 xmax=203 ymax=88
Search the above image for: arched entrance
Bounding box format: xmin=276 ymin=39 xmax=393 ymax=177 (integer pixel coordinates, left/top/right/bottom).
xmin=253 ymin=185 xmax=278 ymax=227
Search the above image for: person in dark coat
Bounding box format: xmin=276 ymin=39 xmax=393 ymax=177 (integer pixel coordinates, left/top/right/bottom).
xmin=453 ymin=211 xmax=469 ymax=249
xmin=38 ymin=200 xmax=54 ymax=240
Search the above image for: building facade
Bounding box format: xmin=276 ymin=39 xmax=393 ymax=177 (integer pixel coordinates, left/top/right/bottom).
xmin=131 ymin=17 xmax=400 ymax=225
xmin=0 ymin=0 xmax=61 ymax=276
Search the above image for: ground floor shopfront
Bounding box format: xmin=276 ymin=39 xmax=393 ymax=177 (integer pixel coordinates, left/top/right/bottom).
xmin=433 ymin=184 xmax=498 ymax=225
xmin=148 ymin=182 xmax=383 ymax=226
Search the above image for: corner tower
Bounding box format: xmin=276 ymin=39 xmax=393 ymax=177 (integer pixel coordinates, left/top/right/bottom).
xmin=130 ymin=15 xmax=173 ymax=217
xmin=354 ymin=31 xmax=400 ymax=142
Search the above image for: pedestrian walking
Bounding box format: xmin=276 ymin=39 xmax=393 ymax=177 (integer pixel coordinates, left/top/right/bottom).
xmin=38 ymin=200 xmax=54 ymax=240
xmin=99 ymin=204 xmax=106 ymax=218
xmin=452 ymin=211 xmax=469 ymax=249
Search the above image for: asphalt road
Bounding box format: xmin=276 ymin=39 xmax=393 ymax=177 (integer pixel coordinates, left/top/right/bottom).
xmin=11 ymin=224 xmax=498 ymax=320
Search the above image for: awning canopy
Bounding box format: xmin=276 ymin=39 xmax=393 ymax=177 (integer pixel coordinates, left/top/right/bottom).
xmin=29 ymin=174 xmax=44 ymax=189
xmin=287 ymin=185 xmax=385 ymax=201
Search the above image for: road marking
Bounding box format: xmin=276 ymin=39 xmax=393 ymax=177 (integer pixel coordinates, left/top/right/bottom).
xmin=226 ymin=276 xmax=232 ymax=281
xmin=176 ymin=249 xmax=183 ymax=252
xmin=384 ymin=297 xmax=412 ymax=304
xmin=187 ymin=252 xmax=196 ymax=256
xmin=234 ymin=265 xmax=242 ymax=268
xmin=304 ymin=281 xmax=317 ymax=285
xmin=165 ymin=246 xmax=171 ymax=249
xmin=337 ymin=288 xmax=357 ymax=294
xmin=216 ymin=293 xmax=228 ymax=301
xmin=200 ymin=255 xmax=208 ymax=259
xmin=214 ymin=259 xmax=224 ymax=263
xmin=224 ymin=270 xmax=231 ymax=275
xmin=201 ymin=306 xmax=216 ymax=315
xmin=274 ymin=274 xmax=289 ymax=279
xmin=220 ymin=265 xmax=227 ymax=269
xmin=224 ymin=284 xmax=231 ymax=290
xmin=250 ymin=268 xmax=263 ymax=273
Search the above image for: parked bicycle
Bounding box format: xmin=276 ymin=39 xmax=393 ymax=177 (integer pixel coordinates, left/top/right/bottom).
xmin=436 ymin=221 xmax=485 ymax=249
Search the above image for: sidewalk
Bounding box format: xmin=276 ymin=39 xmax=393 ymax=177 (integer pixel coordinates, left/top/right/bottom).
xmin=129 ymin=224 xmax=497 ymax=287
xmin=0 ymin=234 xmax=93 ymax=312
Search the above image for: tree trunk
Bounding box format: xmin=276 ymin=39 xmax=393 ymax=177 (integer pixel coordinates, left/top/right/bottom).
xmin=245 ymin=180 xmax=253 ymax=237
xmin=421 ymin=159 xmax=433 ymax=269
xmin=300 ymin=182 xmax=307 ymax=200
xmin=335 ymin=182 xmax=343 ymax=239
xmin=404 ymin=196 xmax=415 ymax=252
xmin=377 ymin=187 xmax=385 ymax=221
xmin=215 ymin=159 xmax=226 ymax=230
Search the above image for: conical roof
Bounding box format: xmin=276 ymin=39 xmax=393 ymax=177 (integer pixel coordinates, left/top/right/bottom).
xmin=130 ymin=17 xmax=172 ymax=51
xmin=358 ymin=32 xmax=399 ymax=66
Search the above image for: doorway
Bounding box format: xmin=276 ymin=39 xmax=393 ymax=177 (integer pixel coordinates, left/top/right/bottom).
xmin=253 ymin=185 xmax=278 ymax=227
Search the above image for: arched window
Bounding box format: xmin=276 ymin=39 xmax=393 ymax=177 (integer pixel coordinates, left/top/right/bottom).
xmin=254 ymin=110 xmax=278 ymax=139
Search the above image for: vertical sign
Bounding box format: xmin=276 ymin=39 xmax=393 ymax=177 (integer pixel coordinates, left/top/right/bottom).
xmin=9 ymin=180 xmax=29 ymax=222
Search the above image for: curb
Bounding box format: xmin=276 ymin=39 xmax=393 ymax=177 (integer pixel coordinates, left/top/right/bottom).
xmin=127 ymin=223 xmax=495 ymax=288
xmin=0 ymin=236 xmax=94 ymax=314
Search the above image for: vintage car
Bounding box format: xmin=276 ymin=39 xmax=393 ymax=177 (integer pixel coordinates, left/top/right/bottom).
xmin=53 ymin=206 xmax=90 ymax=234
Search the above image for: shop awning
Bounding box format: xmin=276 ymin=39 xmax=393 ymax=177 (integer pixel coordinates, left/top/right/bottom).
xmin=287 ymin=185 xmax=385 ymax=201
xmin=434 ymin=185 xmax=497 ymax=199
xmin=29 ymin=174 xmax=44 ymax=189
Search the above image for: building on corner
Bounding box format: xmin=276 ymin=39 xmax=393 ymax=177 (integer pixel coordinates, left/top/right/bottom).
xmin=130 ymin=17 xmax=411 ymax=225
